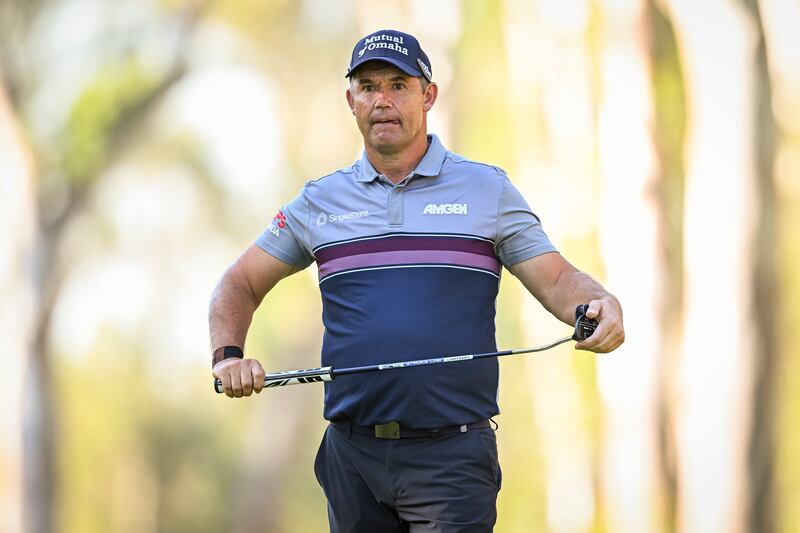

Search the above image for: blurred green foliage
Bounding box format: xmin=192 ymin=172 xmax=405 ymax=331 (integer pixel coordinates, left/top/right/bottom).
xmin=55 ymin=332 xmax=238 ymax=533
xmin=777 ymin=179 xmax=800 ymax=533
xmin=61 ymin=59 xmax=159 ymax=184
xmin=454 ymin=1 xmax=514 ymax=170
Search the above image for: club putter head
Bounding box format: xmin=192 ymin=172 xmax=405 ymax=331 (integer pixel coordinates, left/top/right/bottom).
xmin=573 ymin=304 xmax=598 ymax=341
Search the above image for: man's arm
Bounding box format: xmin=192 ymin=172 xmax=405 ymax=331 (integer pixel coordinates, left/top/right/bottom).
xmin=209 ymin=244 xmax=299 ymax=397
xmin=507 ymin=251 xmax=624 ymax=353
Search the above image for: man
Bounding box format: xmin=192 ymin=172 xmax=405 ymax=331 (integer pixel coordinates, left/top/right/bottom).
xmin=209 ymin=29 xmax=624 ymax=532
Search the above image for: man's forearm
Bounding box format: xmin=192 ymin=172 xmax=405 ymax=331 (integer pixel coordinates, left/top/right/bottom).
xmin=549 ymin=269 xmax=616 ymax=325
xmin=208 ymin=274 xmax=259 ymax=353
xmin=208 ymin=244 xmax=297 ymax=371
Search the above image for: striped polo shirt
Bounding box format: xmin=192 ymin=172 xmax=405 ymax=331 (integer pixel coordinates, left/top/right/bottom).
xmin=256 ymin=135 xmax=557 ymax=428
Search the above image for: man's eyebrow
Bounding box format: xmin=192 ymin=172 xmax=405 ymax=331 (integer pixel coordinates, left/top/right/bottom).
xmin=357 ymin=75 xmax=409 ymax=84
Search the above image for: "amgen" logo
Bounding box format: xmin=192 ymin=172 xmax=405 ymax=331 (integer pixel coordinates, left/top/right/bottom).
xmin=422 ymin=203 xmax=468 ymax=215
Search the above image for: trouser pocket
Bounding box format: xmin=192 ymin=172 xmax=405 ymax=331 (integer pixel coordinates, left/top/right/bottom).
xmin=313 ymin=425 xmax=329 ymax=488
xmin=477 ymin=429 xmax=502 ymax=491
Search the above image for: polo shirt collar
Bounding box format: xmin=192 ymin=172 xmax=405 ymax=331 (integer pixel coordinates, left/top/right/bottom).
xmin=355 ymin=134 xmax=447 ymax=182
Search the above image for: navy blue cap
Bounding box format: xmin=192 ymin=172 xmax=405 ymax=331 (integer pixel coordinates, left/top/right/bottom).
xmin=346 ymin=29 xmax=432 ymax=82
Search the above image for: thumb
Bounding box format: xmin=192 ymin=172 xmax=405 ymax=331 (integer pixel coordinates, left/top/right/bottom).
xmin=585 ymin=300 xmax=602 ymax=319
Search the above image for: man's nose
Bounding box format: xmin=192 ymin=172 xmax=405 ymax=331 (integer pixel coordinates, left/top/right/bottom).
xmin=374 ymin=88 xmax=393 ymax=108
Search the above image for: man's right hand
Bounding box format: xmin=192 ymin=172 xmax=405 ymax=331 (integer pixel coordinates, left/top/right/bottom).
xmin=213 ymin=358 xmax=266 ymax=398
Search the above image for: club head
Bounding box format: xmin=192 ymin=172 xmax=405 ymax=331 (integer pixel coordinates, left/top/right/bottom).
xmin=573 ymin=304 xmax=598 ymax=341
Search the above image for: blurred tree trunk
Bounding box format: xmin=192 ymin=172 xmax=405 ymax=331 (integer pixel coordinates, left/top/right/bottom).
xmin=648 ymin=1 xmax=688 ymax=527
xmin=25 ymin=293 xmax=56 ymax=533
xmin=663 ymin=0 xmax=764 ymax=531
xmin=756 ymin=2 xmax=798 ymax=531
xmin=742 ymin=1 xmax=777 ymax=531
xmin=1 ymin=7 xmax=198 ymax=530
xmin=503 ymin=1 xmax=598 ymax=531
xmin=0 ymin=72 xmax=35 ymax=533
xmin=22 ymin=65 xmax=191 ymax=533
xmin=595 ymin=0 xmax=665 ymax=532
xmin=0 ymin=11 xmax=59 ymax=533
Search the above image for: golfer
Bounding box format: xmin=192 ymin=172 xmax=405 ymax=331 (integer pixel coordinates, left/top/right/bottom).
xmin=209 ymin=29 xmax=624 ymax=532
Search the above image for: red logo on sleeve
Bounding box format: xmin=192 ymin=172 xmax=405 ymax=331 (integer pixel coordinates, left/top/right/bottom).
xmin=273 ymin=211 xmax=287 ymax=229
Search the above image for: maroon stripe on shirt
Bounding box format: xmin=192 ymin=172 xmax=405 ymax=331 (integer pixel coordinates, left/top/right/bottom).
xmin=318 ymin=249 xmax=502 ymax=280
xmin=315 ymin=235 xmax=496 ymax=265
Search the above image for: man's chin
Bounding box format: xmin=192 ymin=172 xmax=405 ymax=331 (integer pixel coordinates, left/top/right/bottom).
xmin=368 ymin=135 xmax=405 ymax=155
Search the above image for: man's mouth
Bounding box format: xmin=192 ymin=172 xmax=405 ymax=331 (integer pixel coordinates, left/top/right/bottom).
xmin=372 ymin=119 xmax=401 ymax=126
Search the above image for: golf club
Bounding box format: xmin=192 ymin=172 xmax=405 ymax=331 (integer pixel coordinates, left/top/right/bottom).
xmin=214 ymin=305 xmax=598 ymax=394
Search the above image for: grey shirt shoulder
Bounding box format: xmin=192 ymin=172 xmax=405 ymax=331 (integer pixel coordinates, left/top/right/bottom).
xmin=255 ymin=143 xmax=557 ymax=269
xmin=440 ymin=151 xmax=557 ymax=266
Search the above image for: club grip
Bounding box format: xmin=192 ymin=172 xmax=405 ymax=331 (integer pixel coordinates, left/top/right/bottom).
xmin=214 ymin=366 xmax=334 ymax=394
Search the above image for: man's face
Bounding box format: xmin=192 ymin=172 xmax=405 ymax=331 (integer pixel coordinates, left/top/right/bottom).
xmin=346 ymin=63 xmax=437 ymax=156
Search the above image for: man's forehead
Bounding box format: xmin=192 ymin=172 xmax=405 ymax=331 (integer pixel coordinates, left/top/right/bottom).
xmin=352 ymin=62 xmax=411 ymax=81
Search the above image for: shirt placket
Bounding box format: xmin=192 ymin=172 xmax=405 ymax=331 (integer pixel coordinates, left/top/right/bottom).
xmin=380 ymin=175 xmax=414 ymax=227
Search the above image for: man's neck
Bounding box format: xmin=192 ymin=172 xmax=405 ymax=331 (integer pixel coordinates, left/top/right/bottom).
xmin=366 ymin=134 xmax=430 ymax=184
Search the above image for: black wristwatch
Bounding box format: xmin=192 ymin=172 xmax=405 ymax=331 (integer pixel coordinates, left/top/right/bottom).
xmin=212 ymin=345 xmax=244 ymax=367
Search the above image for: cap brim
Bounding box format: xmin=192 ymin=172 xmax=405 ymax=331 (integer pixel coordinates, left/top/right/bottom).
xmin=346 ymin=57 xmax=422 ymax=79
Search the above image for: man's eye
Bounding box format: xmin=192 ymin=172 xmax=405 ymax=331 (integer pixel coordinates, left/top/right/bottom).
xmin=393 ymin=83 xmax=405 ymax=90
xmin=362 ymin=85 xmax=374 ymax=92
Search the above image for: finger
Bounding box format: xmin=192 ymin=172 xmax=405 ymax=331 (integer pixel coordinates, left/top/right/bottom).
xmin=230 ymin=370 xmax=243 ymax=398
xmin=574 ymin=340 xmax=591 ymax=352
xmin=252 ymin=363 xmax=266 ymax=393
xmin=592 ymin=328 xmax=618 ymax=353
xmin=605 ymin=328 xmax=625 ymax=351
xmin=585 ymin=300 xmax=602 ymax=320
xmin=575 ymin=333 xmax=600 ymax=351
xmin=241 ymin=365 xmax=253 ymax=397
xmin=580 ymin=321 xmax=623 ymax=353
xmin=213 ymin=361 xmax=236 ymax=397
xmin=576 ymin=321 xmax=613 ymax=352
xmin=220 ymin=374 xmax=234 ymax=398
xmin=574 ymin=327 xmax=601 ymax=351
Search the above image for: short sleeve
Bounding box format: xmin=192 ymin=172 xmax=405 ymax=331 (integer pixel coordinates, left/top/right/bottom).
xmin=255 ymin=188 xmax=315 ymax=269
xmin=495 ymin=176 xmax=558 ymax=266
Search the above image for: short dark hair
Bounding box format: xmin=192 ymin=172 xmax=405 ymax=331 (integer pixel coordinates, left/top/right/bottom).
xmin=349 ymin=64 xmax=430 ymax=94
xmin=418 ymin=76 xmax=430 ymax=93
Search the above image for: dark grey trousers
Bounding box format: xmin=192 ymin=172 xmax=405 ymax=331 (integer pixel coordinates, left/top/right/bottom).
xmin=314 ymin=423 xmax=502 ymax=533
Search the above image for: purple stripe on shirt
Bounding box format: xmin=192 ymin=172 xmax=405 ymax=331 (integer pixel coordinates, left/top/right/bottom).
xmin=316 ymin=235 xmax=496 ymax=264
xmin=318 ymin=250 xmax=501 ymax=280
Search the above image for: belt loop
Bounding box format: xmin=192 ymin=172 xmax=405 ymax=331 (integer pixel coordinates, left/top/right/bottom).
xmin=346 ymin=420 xmax=352 ymax=438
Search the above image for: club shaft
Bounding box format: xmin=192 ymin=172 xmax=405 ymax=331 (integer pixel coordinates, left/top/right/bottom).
xmin=213 ymin=336 xmax=573 ymax=393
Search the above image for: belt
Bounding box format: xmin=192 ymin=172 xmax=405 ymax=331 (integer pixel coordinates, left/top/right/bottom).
xmin=331 ymin=419 xmax=492 ymax=439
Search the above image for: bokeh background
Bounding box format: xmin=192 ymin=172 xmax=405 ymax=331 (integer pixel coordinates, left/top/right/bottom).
xmin=1 ymin=0 xmax=799 ymax=532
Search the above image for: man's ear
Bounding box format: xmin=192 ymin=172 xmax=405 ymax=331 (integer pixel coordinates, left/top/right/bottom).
xmin=422 ymin=82 xmax=438 ymax=112
xmin=346 ymin=87 xmax=355 ymax=115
